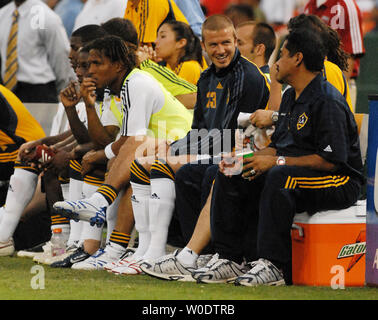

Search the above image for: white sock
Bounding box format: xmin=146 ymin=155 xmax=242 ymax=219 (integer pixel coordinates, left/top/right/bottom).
xmin=0 ymin=169 xmax=38 ymax=242
xmin=130 ymin=182 xmax=151 ymax=258
xmin=66 ymin=178 xmax=84 ymax=246
xmin=177 ymin=247 xmax=199 ymax=267
xmin=88 ymin=191 xmax=110 ymax=209
xmin=105 ymin=241 xmax=125 ymax=258
xmin=105 ymin=189 xmax=123 ymax=244
xmin=79 ymin=182 xmax=104 ymax=243
xmin=143 ymin=178 xmax=175 ymax=260
xmin=80 ymin=221 xmax=103 ymax=243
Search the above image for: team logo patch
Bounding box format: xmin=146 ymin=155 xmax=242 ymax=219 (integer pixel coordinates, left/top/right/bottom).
xmin=297 ymin=113 xmax=308 ymax=130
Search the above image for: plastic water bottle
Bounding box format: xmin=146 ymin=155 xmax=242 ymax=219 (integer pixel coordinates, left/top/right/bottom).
xmin=51 ymin=228 xmax=66 ymax=257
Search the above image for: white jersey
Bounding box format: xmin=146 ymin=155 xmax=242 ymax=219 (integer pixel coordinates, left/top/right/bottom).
xmin=120 ymin=70 xmax=164 ymax=137
xmin=100 ymin=89 xmax=123 ymax=128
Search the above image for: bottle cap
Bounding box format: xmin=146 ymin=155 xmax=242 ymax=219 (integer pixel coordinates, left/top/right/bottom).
xmin=53 ymin=228 xmax=62 ymax=233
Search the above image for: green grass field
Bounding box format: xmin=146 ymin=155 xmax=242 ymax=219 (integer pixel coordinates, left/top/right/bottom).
xmin=0 ymin=256 xmax=377 ymax=301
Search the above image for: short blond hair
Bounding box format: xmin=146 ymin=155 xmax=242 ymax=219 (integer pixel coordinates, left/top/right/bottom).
xmin=201 ymin=14 xmax=236 ymax=41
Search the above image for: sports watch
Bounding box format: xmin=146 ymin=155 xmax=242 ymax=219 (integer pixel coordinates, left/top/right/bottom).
xmin=276 ymin=156 xmax=286 ymax=166
xmin=271 ymin=111 xmax=279 ymax=123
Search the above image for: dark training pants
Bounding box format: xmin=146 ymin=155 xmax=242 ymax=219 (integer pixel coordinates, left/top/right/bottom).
xmin=174 ymin=162 xmax=219 ymax=254
xmin=211 ymin=165 xmax=361 ymax=280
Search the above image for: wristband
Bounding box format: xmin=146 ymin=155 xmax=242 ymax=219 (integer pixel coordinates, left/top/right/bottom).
xmin=104 ymin=143 xmax=116 ymax=160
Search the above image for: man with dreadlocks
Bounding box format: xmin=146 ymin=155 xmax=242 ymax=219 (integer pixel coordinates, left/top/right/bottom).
xmin=52 ymin=35 xmax=193 ymax=256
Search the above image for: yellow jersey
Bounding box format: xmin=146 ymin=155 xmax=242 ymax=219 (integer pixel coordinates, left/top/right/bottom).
xmin=323 ymin=60 xmax=353 ymax=112
xmin=0 ymin=85 xmax=45 ymax=147
xmin=167 ymin=60 xmax=207 ymax=86
xmin=125 ymin=0 xmax=188 ymax=45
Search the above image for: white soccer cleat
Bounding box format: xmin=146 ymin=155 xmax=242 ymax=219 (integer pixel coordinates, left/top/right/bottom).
xmin=0 ymin=238 xmax=15 ymax=257
xmin=17 ymin=242 xmax=46 ymax=258
xmin=111 ymin=257 xmax=145 ymax=275
xmin=103 ymin=248 xmax=135 ymax=272
xmin=234 ymin=258 xmax=285 ymax=287
xmin=72 ymin=245 xmax=126 ymax=271
xmin=53 ymin=199 xmax=106 ymax=227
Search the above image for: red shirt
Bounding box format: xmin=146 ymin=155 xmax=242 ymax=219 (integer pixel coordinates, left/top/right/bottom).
xmin=305 ymin=0 xmax=365 ymax=78
xmin=200 ymin=0 xmax=233 ymax=16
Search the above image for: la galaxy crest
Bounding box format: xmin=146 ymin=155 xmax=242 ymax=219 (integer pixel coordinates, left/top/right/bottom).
xmin=297 ymin=112 xmax=308 ymax=130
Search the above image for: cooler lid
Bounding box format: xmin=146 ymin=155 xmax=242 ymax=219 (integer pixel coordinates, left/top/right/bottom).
xmin=293 ymin=200 xmax=366 ymax=224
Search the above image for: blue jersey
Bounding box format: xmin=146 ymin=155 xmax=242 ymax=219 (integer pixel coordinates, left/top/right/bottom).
xmin=171 ymin=49 xmax=270 ymax=156
xmin=270 ymin=73 xmax=363 ymax=183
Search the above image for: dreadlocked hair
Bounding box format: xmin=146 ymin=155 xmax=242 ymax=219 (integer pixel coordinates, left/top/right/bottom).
xmin=85 ymin=35 xmax=138 ymax=72
xmin=288 ymin=14 xmax=349 ymax=71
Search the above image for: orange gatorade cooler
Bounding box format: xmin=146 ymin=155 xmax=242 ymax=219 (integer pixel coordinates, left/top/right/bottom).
xmin=291 ymin=200 xmax=366 ymax=287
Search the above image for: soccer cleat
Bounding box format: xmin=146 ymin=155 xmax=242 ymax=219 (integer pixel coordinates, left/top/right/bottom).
xmin=103 ymin=248 xmax=135 ymax=272
xmin=140 ymin=250 xmax=196 ymax=282
xmin=111 ymin=257 xmax=145 ymax=275
xmin=17 ymin=242 xmax=46 ymax=258
xmin=194 ymin=255 xmax=249 ymax=284
xmin=32 ymin=242 xmax=52 ymax=264
xmin=71 ymin=246 xmax=126 ymax=271
xmin=234 ymin=258 xmax=285 ymax=287
xmin=0 ymin=238 xmax=15 ymax=257
xmin=53 ymin=199 xmax=106 ymax=227
xmin=50 ymin=247 xmax=91 ymax=268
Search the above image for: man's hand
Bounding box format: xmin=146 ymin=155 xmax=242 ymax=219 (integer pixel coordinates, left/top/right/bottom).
xmin=18 ymin=140 xmax=39 ymax=163
xmin=250 ymin=110 xmax=274 ymax=129
xmin=81 ymin=149 xmax=104 ymax=176
xmin=241 ymin=155 xmax=277 ymax=180
xmin=41 ymin=149 xmax=73 ymax=175
xmin=80 ymin=77 xmax=97 ymax=108
xmin=219 ymin=152 xmax=243 ymax=177
xmin=60 ymin=81 xmax=81 ymax=109
xmin=136 ymin=45 xmax=157 ymax=63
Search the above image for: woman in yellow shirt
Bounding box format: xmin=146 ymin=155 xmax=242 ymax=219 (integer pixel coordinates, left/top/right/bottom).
xmin=154 ymin=20 xmax=207 ymax=85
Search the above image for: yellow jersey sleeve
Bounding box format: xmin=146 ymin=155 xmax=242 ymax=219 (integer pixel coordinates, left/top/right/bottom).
xmin=323 ymin=60 xmax=353 ymax=113
xmin=140 ymin=59 xmax=197 ymax=96
xmin=125 ymin=0 xmax=188 ymax=45
xmin=0 ymin=85 xmax=45 ymax=146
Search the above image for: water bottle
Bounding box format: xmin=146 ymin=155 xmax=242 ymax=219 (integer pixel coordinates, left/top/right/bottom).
xmin=51 ymin=228 xmax=66 ymax=257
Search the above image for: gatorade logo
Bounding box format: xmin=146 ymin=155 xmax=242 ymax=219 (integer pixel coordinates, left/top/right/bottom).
xmin=337 ymin=230 xmax=366 ymax=272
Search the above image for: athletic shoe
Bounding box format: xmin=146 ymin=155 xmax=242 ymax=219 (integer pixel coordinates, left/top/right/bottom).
xmin=195 ymin=256 xmax=249 ymax=284
xmin=53 ymin=199 xmax=106 ymax=227
xmin=196 ymin=254 xmax=214 ymax=269
xmin=234 ymin=258 xmax=285 ymax=287
xmin=33 ymin=242 xmax=52 ymax=264
xmin=191 ymin=253 xmax=220 ymax=281
xmin=103 ymin=248 xmax=135 ymax=272
xmin=50 ymin=247 xmax=91 ymax=268
xmin=111 ymin=257 xmax=145 ymax=275
xmin=0 ymin=238 xmax=15 ymax=257
xmin=17 ymin=242 xmax=46 ymax=258
xmin=140 ymin=250 xmax=196 ymax=282
xmin=71 ymin=245 xmax=126 ymax=271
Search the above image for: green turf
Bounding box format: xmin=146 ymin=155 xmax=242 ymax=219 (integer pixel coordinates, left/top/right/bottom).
xmin=0 ymin=256 xmax=377 ymax=300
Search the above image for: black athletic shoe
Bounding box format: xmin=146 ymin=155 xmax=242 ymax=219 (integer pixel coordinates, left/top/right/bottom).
xmin=50 ymin=247 xmax=91 ymax=268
